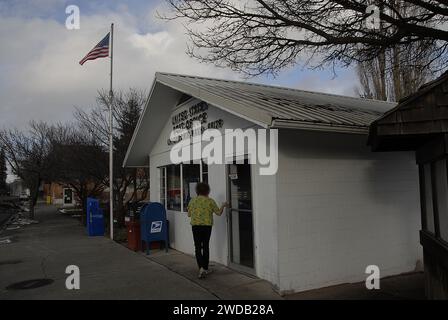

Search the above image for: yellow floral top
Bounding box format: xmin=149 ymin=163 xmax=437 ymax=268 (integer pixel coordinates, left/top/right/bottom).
xmin=187 ymin=195 xmax=221 ymax=226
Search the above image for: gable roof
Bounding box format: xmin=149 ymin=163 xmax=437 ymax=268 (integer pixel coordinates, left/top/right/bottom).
xmin=124 ymin=72 xmax=396 ymax=167
xmin=397 ymin=71 xmax=448 ymax=108
xmin=368 ymin=71 xmax=448 ymax=151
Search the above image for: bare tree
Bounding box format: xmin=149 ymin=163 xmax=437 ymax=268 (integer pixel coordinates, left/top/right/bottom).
xmin=357 ymin=51 xmax=388 ymax=100
xmin=49 ymin=125 xmax=108 ymax=225
xmin=0 ymin=122 xmax=56 ymax=218
xmin=357 ymin=47 xmax=432 ymax=100
xmin=74 ymin=89 xmax=149 ymax=226
xmin=0 ymin=150 xmax=7 ymax=194
xmin=357 ymin=1 xmax=434 ymax=101
xmin=162 ymin=0 xmax=448 ymax=76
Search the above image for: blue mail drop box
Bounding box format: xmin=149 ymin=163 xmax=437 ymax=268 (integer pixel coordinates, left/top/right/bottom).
xmin=86 ymin=197 xmax=105 ymax=236
xmin=140 ymin=202 xmax=169 ymax=255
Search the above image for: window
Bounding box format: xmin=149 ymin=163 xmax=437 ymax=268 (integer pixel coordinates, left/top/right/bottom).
xmin=423 ymin=163 xmax=435 ymax=234
xmin=182 ymin=164 xmax=201 ymax=209
xmin=160 ymin=167 xmax=166 ymax=207
xmin=160 ymin=161 xmax=208 ymax=212
xmin=201 ymin=161 xmax=208 ymax=184
xmin=166 ymin=165 xmax=181 ymax=211
xmin=434 ymin=160 xmax=448 ymax=241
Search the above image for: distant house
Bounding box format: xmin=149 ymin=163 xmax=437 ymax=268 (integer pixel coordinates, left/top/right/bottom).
xmin=42 ymin=182 xmax=75 ymax=206
xmin=124 ymin=73 xmax=422 ymax=294
xmin=9 ymin=179 xmax=29 ymax=198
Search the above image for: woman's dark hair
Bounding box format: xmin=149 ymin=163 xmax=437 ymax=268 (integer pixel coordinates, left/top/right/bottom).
xmin=196 ymin=182 xmax=210 ymax=196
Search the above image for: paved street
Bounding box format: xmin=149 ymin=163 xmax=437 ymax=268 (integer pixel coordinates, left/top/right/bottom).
xmin=0 ymin=212 xmax=12 ymax=228
xmin=0 ymin=197 xmax=18 ymax=229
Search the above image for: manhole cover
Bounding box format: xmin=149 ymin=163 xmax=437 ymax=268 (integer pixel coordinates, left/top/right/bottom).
xmin=0 ymin=259 xmax=22 ymax=266
xmin=6 ymin=278 xmax=54 ymax=290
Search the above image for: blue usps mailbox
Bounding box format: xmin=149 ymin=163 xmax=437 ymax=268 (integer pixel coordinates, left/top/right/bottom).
xmin=86 ymin=197 xmax=105 ymax=236
xmin=140 ymin=202 xmax=169 ymax=255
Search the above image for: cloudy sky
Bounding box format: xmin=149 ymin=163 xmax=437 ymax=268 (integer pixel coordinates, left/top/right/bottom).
xmin=0 ymin=0 xmax=359 ymax=130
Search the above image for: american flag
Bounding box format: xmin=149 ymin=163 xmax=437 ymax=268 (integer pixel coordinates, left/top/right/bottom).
xmin=79 ymin=33 xmax=110 ymax=66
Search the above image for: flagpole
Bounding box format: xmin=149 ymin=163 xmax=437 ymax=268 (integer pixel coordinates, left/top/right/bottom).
xmin=109 ymin=23 xmax=114 ymax=240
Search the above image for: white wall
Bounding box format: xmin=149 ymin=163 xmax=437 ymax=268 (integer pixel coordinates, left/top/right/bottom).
xmin=251 ymin=164 xmax=280 ymax=287
xmin=276 ymin=129 xmax=423 ymax=293
xmin=148 ymin=98 xmax=279 ymax=273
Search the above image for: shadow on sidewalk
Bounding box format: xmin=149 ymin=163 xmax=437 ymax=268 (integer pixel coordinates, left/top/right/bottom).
xmin=134 ymin=247 xmax=425 ymax=300
xmin=285 ymin=272 xmax=425 ymax=300
xmin=139 ymin=248 xmax=283 ymax=300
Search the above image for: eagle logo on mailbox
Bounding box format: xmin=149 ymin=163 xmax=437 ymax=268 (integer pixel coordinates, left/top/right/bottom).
xmin=150 ymin=221 xmax=162 ymax=233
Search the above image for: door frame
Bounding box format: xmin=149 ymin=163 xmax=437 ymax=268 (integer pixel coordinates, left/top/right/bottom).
xmin=225 ymin=161 xmax=256 ymax=276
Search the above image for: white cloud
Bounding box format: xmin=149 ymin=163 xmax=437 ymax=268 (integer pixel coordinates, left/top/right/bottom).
xmin=293 ymin=72 xmax=358 ymax=97
xmin=0 ymin=2 xmax=358 ymax=130
xmin=129 ymin=31 xmax=174 ymax=56
xmin=0 ymin=5 xmax=241 ymax=129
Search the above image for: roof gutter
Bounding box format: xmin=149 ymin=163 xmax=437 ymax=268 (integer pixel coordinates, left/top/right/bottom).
xmin=270 ymin=119 xmax=369 ymax=135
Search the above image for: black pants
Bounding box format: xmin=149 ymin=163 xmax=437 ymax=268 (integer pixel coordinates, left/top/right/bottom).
xmin=192 ymin=225 xmax=212 ymax=270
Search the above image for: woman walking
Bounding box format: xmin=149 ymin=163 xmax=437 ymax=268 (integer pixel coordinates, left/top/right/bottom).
xmin=187 ymin=182 xmax=228 ymax=279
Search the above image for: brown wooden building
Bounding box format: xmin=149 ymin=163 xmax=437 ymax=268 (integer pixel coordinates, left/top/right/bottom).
xmin=369 ymin=71 xmax=448 ymax=299
xmin=42 ymin=182 xmax=75 ymax=206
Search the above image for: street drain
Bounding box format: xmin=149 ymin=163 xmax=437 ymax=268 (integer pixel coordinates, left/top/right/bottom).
xmin=0 ymin=259 xmax=23 ymax=266
xmin=6 ymin=278 xmax=54 ymax=290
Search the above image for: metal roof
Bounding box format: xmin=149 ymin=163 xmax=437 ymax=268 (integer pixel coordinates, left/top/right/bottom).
xmin=156 ymin=72 xmax=396 ymax=133
xmin=123 ymin=72 xmax=396 ymax=167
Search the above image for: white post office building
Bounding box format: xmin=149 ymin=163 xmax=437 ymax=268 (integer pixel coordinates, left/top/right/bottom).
xmin=124 ymin=72 xmax=422 ymax=294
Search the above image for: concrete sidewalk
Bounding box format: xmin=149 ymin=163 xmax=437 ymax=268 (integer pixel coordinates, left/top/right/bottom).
xmin=0 ymin=204 xmax=280 ymax=300
xmin=142 ymin=250 xmax=281 ymax=300
xmin=144 ymin=250 xmax=425 ymax=300
xmin=286 ymin=272 xmax=425 ymax=300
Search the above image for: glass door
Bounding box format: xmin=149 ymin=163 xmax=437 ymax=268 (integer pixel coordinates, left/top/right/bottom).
xmin=227 ymin=162 xmax=254 ymax=271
